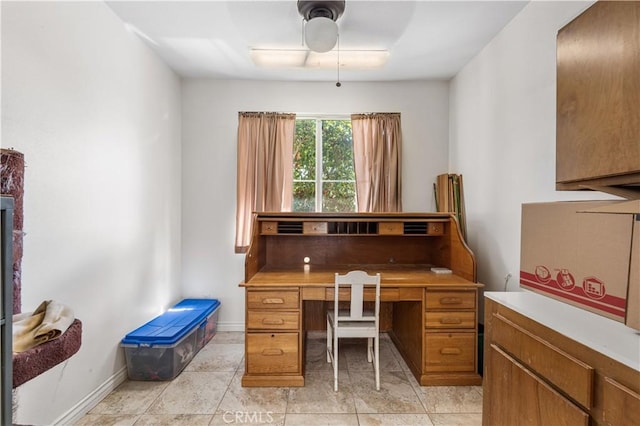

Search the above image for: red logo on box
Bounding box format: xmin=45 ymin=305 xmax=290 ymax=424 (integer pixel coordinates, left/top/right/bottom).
xmin=556 ymin=269 xmax=575 ymax=291
xmin=535 ymin=265 xmax=551 ymax=283
xmin=583 ymin=277 xmax=606 ymax=299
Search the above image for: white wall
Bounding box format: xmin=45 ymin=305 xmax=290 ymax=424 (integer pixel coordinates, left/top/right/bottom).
xmin=2 ymin=2 xmax=182 ymax=424
xmin=449 ymin=1 xmax=615 ymax=298
xmin=181 ymin=79 xmax=450 ymax=329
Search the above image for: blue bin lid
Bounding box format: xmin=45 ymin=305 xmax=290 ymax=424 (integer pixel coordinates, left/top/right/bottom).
xmin=121 ymin=299 xmax=220 ymax=347
xmin=172 ymin=298 xmax=220 ymax=315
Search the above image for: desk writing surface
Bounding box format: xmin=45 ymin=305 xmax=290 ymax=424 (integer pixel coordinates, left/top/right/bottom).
xmin=241 ymin=264 xmax=480 ymax=288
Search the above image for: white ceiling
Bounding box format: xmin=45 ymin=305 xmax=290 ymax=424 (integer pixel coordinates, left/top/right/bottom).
xmin=106 ymin=0 xmax=529 ymax=82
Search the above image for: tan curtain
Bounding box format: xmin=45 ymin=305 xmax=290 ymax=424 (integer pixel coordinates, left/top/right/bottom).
xmin=351 ymin=113 xmax=402 ymax=212
xmin=235 ymin=112 xmax=296 ymax=253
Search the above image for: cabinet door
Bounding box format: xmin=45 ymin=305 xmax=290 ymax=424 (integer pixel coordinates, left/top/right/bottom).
xmin=603 ymin=377 xmax=640 ymax=426
xmin=485 ymin=344 xmax=589 ymax=426
xmin=556 ymin=1 xmax=640 ymax=186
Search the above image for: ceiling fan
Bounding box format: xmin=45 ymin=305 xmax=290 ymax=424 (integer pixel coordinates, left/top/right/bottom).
xmin=249 ymin=0 xmax=389 ymax=78
xmin=297 ymin=0 xmax=345 ymax=53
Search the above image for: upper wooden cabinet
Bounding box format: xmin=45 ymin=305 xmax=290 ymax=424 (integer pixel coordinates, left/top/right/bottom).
xmin=556 ymin=1 xmax=640 ymax=190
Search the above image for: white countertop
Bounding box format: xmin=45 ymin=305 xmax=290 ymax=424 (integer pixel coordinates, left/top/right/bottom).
xmin=485 ymin=290 xmax=640 ymax=372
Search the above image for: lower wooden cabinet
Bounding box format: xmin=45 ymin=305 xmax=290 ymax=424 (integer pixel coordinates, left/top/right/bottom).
xmin=484 ymin=295 xmax=640 ymax=426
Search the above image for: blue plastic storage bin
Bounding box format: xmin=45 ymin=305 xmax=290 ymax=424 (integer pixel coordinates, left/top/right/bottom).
xmin=121 ymin=299 xmax=220 ymax=380
xmin=172 ymin=299 xmax=220 ymax=349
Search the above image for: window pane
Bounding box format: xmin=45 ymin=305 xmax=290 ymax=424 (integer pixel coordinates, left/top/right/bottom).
xmin=293 ymin=118 xmax=356 ymax=213
xmin=293 ymin=181 xmax=315 ymax=212
xmin=322 ymin=120 xmax=354 ymax=180
xmin=294 ymin=120 xmax=315 ymax=181
xmin=322 ymin=182 xmax=356 ymax=213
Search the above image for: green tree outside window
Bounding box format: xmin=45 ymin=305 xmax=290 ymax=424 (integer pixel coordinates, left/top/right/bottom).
xmin=293 ymin=119 xmax=356 ymax=212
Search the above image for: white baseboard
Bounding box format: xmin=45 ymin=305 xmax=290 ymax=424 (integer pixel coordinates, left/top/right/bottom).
xmin=52 ymin=323 xmax=243 ymax=424
xmin=217 ymin=321 xmax=245 ymax=332
xmin=54 ymin=365 xmax=128 ymax=425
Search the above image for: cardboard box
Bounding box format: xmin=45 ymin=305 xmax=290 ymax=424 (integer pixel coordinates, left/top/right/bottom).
xmin=520 ymin=200 xmax=639 ymax=329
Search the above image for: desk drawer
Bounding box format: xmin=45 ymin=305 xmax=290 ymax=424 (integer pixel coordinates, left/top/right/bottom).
xmin=247 ymin=290 xmax=299 ymax=310
xmin=427 ymin=222 xmax=444 ymax=235
xmin=303 ymin=222 xmax=328 ymax=234
xmin=246 ymin=333 xmax=299 ymax=374
xmin=426 ymin=311 xmax=475 ymax=329
xmin=260 ymin=221 xmax=278 ymax=235
xmin=425 ymin=332 xmax=475 ymax=372
xmin=247 ymin=311 xmax=299 ymax=330
xmin=426 ymin=290 xmax=476 ymax=310
xmin=378 ymin=222 xmax=403 ymax=235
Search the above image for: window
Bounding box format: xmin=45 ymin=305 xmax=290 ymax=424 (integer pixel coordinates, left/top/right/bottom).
xmin=293 ymin=118 xmax=356 ymax=212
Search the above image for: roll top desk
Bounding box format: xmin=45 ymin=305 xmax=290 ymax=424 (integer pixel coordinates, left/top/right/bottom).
xmin=240 ymin=212 xmax=483 ymax=387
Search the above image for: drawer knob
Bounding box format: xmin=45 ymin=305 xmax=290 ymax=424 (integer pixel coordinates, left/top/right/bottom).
xmin=440 ymin=347 xmax=461 ymax=355
xmin=440 ymin=317 xmax=462 ymax=325
xmin=262 ymin=318 xmax=285 ymax=325
xmin=440 ymin=297 xmax=462 ymax=305
xmin=262 ymin=298 xmax=284 ymax=304
xmin=261 ymin=348 xmax=284 ymax=356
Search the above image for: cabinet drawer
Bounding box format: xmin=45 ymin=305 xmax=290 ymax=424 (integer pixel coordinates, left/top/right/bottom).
xmin=426 ymin=311 xmax=475 ymax=329
xmin=486 ymin=344 xmax=589 ymax=426
xmin=260 ymin=221 xmax=278 ymax=235
xmin=247 ymin=311 xmax=299 ymax=330
xmin=426 ymin=291 xmax=476 ymax=310
xmin=492 ymin=313 xmax=594 ymax=409
xmin=378 ymin=222 xmax=403 ymax=235
xmin=247 ymin=290 xmax=299 ymax=310
xmin=424 ymin=332 xmax=475 ymax=372
xmin=246 ymin=333 xmax=299 ymax=374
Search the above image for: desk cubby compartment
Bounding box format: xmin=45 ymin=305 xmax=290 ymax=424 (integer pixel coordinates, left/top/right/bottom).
xmin=278 ymin=221 xmax=303 ymax=234
xmin=329 ymin=221 xmax=378 ymax=234
xmin=121 ymin=298 xmax=219 ymax=380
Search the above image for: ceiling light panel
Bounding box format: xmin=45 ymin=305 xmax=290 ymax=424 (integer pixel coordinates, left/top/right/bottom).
xmin=250 ymin=49 xmax=389 ymax=70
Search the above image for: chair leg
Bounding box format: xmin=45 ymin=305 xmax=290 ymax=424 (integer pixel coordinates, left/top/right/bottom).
xmin=374 ymin=334 xmax=380 ymax=391
xmin=333 ymin=333 xmax=339 ymax=391
xmin=326 ymin=318 xmax=332 ymax=363
xmin=367 ymin=337 xmax=373 ymax=363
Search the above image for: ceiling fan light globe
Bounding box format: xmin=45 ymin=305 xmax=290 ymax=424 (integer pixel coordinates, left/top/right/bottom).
xmin=305 ymin=17 xmax=338 ymax=53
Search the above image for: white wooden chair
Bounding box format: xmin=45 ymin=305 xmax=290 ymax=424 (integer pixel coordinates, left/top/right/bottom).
xmin=326 ymin=270 xmax=381 ymax=391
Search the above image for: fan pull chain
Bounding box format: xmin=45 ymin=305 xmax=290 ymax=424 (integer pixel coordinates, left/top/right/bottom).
xmin=336 ymin=34 xmax=341 ymax=87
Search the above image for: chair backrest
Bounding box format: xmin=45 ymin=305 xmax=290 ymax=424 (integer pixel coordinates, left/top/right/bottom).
xmin=334 ymin=270 xmax=381 ymax=322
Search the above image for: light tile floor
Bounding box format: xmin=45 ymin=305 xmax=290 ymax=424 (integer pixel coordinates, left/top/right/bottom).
xmin=77 ymin=332 xmax=482 ymax=425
